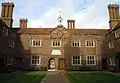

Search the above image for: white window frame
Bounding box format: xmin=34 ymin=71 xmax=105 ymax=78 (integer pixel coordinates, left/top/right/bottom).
xmin=51 ymin=40 xmax=61 ymax=47
xmin=30 ymin=55 xmax=41 ymax=65
xmin=85 ymin=40 xmax=95 ymax=47
xmin=7 ymin=57 xmax=13 ymax=65
xmin=3 ymin=27 xmax=8 ymax=36
xmin=86 ymin=55 xmax=96 ymax=65
xmin=109 ymin=57 xmax=115 ymax=65
xmin=31 ymin=39 xmax=42 ymax=47
xmin=108 ymin=42 xmax=114 ymax=49
xmin=71 ymin=56 xmax=81 ymax=65
xmin=9 ymin=40 xmax=15 ymax=48
xmin=71 ymin=40 xmax=81 ymax=47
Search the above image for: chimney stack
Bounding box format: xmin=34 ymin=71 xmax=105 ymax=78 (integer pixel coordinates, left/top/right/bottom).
xmin=0 ymin=2 xmax=14 ymax=28
xmin=19 ymin=18 xmax=28 ymax=28
xmin=67 ymin=20 xmax=75 ymax=30
xmin=108 ymin=4 xmax=120 ymax=30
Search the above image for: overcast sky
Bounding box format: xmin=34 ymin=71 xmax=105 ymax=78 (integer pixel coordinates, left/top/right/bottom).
xmin=0 ymin=0 xmax=120 ymax=29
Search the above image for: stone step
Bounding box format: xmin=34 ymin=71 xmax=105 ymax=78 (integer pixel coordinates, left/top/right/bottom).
xmin=47 ymin=69 xmax=57 ymax=71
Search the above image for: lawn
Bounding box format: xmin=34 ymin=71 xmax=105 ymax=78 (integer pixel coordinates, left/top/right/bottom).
xmin=0 ymin=71 xmax=45 ymax=83
xmin=68 ymin=71 xmax=120 ymax=83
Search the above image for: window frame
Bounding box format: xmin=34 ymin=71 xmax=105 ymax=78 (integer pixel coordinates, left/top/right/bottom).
xmin=6 ymin=56 xmax=13 ymax=65
xmin=86 ymin=55 xmax=96 ymax=65
xmin=108 ymin=41 xmax=114 ymax=49
xmin=109 ymin=57 xmax=115 ymax=65
xmin=71 ymin=56 xmax=82 ymax=65
xmin=2 ymin=27 xmax=8 ymax=36
xmin=85 ymin=40 xmax=95 ymax=47
xmin=31 ymin=39 xmax=42 ymax=47
xmin=51 ymin=40 xmax=61 ymax=47
xmin=71 ymin=40 xmax=81 ymax=47
xmin=9 ymin=39 xmax=15 ymax=48
xmin=30 ymin=55 xmax=41 ymax=65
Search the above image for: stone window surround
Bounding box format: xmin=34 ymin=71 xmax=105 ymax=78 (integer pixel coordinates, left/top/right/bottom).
xmin=85 ymin=40 xmax=95 ymax=47
xmin=109 ymin=57 xmax=115 ymax=66
xmin=71 ymin=56 xmax=81 ymax=65
xmin=7 ymin=56 xmax=13 ymax=65
xmin=86 ymin=55 xmax=96 ymax=65
xmin=51 ymin=40 xmax=61 ymax=47
xmin=71 ymin=40 xmax=81 ymax=47
xmin=2 ymin=26 xmax=8 ymax=36
xmin=9 ymin=39 xmax=15 ymax=48
xmin=30 ymin=55 xmax=41 ymax=65
xmin=108 ymin=41 xmax=114 ymax=49
xmin=31 ymin=39 xmax=42 ymax=47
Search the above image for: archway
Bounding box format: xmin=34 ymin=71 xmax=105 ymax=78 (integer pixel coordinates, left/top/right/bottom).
xmin=48 ymin=58 xmax=56 ymax=69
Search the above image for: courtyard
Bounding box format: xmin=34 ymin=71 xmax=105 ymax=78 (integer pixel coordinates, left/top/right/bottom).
xmin=68 ymin=71 xmax=120 ymax=83
xmin=0 ymin=71 xmax=45 ymax=83
xmin=0 ymin=71 xmax=120 ymax=83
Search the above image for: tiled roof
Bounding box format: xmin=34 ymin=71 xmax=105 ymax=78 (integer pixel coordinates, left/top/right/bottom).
xmin=14 ymin=27 xmax=108 ymax=36
xmin=74 ymin=29 xmax=108 ymax=36
xmin=17 ymin=28 xmax=54 ymax=34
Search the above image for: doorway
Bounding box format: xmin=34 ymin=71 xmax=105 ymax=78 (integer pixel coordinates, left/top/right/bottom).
xmin=48 ymin=58 xmax=56 ymax=69
xmin=116 ymin=54 xmax=120 ymax=71
xmin=0 ymin=57 xmax=5 ymax=72
xmin=59 ymin=58 xmax=65 ymax=70
xmin=102 ymin=58 xmax=108 ymax=70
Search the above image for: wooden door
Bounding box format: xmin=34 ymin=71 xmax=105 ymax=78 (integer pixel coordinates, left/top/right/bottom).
xmin=59 ymin=58 xmax=65 ymax=70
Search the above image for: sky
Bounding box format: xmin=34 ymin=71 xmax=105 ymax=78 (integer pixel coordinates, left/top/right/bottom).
xmin=0 ymin=0 xmax=120 ymax=29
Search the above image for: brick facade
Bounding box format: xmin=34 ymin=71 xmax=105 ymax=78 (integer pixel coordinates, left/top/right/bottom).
xmin=0 ymin=2 xmax=120 ymax=71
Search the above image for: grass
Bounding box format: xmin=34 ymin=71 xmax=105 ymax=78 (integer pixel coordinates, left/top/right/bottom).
xmin=68 ymin=71 xmax=120 ymax=83
xmin=0 ymin=71 xmax=45 ymax=83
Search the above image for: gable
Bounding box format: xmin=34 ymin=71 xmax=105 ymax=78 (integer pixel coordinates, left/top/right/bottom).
xmin=50 ymin=25 xmax=70 ymax=39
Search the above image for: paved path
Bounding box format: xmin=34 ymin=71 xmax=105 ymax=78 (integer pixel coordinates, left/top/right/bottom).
xmin=41 ymin=71 xmax=70 ymax=83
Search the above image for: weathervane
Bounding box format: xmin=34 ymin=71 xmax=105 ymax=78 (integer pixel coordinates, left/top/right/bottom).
xmin=57 ymin=11 xmax=63 ymax=25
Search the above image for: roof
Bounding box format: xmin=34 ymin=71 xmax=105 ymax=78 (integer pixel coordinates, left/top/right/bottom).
xmin=0 ymin=19 xmax=9 ymax=28
xmin=106 ymin=20 xmax=120 ymax=35
xmin=73 ymin=29 xmax=108 ymax=36
xmin=17 ymin=28 xmax=54 ymax=34
xmin=15 ymin=27 xmax=108 ymax=36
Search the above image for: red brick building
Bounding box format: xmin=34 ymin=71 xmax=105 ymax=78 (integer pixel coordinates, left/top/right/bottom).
xmin=0 ymin=2 xmax=120 ymax=71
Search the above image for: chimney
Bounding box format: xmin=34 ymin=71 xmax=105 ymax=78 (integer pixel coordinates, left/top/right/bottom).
xmin=67 ymin=20 xmax=75 ymax=30
xmin=0 ymin=2 xmax=14 ymax=28
xmin=108 ymin=4 xmax=120 ymax=30
xmin=19 ymin=18 xmax=28 ymax=28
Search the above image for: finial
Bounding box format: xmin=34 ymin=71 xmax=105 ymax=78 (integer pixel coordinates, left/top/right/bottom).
xmin=57 ymin=10 xmax=63 ymax=25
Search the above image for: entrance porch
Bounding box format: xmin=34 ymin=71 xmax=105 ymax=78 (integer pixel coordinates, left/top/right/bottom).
xmin=48 ymin=57 xmax=65 ymax=71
